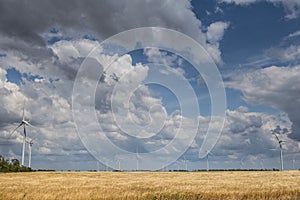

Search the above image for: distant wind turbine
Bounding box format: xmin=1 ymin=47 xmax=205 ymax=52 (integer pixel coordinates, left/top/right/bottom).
xmin=260 ymin=158 xmax=265 ymax=170
xmin=117 ymin=159 xmax=121 ymax=171
xmin=136 ymin=146 xmax=140 ymax=171
xmin=274 ymin=133 xmax=285 ymax=171
xmin=9 ymin=101 xmax=33 ymax=166
xmin=203 ymin=150 xmax=214 ymax=171
xmin=185 ymin=160 xmax=188 ymax=171
xmin=240 ymin=157 xmax=245 ymax=170
xmin=292 ymin=159 xmax=295 ymax=170
xmin=183 ymin=156 xmax=188 ymax=171
xmin=206 ymin=154 xmax=210 ymax=171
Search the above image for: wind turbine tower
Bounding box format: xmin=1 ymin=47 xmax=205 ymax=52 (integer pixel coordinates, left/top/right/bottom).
xmin=26 ymin=139 xmax=33 ymax=168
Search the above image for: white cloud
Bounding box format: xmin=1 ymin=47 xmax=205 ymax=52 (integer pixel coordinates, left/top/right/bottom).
xmin=0 ymin=1 xmax=231 ymax=170
xmin=0 ymin=39 xmax=100 ymax=169
xmin=286 ymin=30 xmax=300 ymax=39
xmin=1 ymin=33 xmax=298 ymax=170
xmin=219 ymin=0 xmax=300 ymax=19
xmin=0 ymin=0 xmax=229 ymax=65
xmin=0 ymin=67 xmax=6 ymax=88
xmin=220 ymin=0 xmax=258 ymax=4
xmin=51 ymin=39 xmax=100 ymax=63
xmin=212 ymin=108 xmax=298 ymax=164
xmin=265 ymin=45 xmax=300 ymax=62
xmin=143 ymin=48 xmax=186 ymax=76
xmin=226 ymin=65 xmax=300 ymax=140
xmin=206 ymin=22 xmax=230 ymax=45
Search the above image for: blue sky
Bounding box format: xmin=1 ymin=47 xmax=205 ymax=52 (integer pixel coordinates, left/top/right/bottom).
xmin=193 ymin=0 xmax=300 ymax=67
xmin=0 ymin=0 xmax=299 ymax=171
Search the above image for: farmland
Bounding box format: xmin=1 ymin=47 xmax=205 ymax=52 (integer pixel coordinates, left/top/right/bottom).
xmin=0 ymin=171 xmax=299 ymax=200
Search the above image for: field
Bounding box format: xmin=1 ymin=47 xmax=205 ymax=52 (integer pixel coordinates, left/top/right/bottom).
xmin=0 ymin=171 xmax=300 ymax=200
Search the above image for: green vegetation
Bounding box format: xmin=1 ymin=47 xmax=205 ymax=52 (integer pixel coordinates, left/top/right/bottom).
xmin=0 ymin=155 xmax=32 ymax=172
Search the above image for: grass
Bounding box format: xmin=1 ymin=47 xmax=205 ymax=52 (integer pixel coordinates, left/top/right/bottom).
xmin=0 ymin=171 xmax=300 ymax=199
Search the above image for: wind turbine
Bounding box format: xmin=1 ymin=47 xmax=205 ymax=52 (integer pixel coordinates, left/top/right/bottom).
xmin=240 ymin=157 xmax=245 ymax=170
xmin=26 ymin=139 xmax=33 ymax=168
xmin=136 ymin=146 xmax=140 ymax=171
xmin=204 ymin=150 xmax=214 ymax=171
xmin=206 ymin=154 xmax=209 ymax=171
xmin=292 ymin=159 xmax=295 ymax=170
xmin=9 ymin=102 xmax=33 ymax=166
xmin=117 ymin=159 xmax=121 ymax=171
xmin=274 ymin=133 xmax=284 ymax=171
xmin=260 ymin=158 xmax=265 ymax=170
xmin=184 ymin=159 xmax=188 ymax=171
xmin=183 ymin=156 xmax=188 ymax=171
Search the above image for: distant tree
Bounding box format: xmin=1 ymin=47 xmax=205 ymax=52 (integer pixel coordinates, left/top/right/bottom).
xmin=10 ymin=159 xmax=20 ymax=172
xmin=0 ymin=155 xmax=32 ymax=172
xmin=0 ymin=155 xmax=9 ymax=172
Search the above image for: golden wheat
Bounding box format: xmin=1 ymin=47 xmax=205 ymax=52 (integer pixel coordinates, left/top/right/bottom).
xmin=0 ymin=171 xmax=299 ymax=200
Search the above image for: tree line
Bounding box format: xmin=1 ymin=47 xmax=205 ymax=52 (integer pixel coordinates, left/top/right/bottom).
xmin=0 ymin=155 xmax=32 ymax=172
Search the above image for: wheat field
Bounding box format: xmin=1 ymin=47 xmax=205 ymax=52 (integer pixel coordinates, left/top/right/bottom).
xmin=0 ymin=171 xmax=299 ymax=200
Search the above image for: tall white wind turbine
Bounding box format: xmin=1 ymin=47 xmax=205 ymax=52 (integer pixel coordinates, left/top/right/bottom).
xmin=274 ymin=133 xmax=284 ymax=171
xmin=9 ymin=102 xmax=33 ymax=166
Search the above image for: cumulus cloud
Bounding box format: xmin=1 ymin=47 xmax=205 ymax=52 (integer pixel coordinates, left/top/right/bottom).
xmin=0 ymin=67 xmax=6 ymax=88
xmin=206 ymin=22 xmax=230 ymax=45
xmin=1 ymin=41 xmax=298 ymax=169
xmin=0 ymin=0 xmax=228 ymax=64
xmin=214 ymin=108 xmax=294 ymax=159
xmin=0 ymin=37 xmax=198 ymax=170
xmin=143 ymin=48 xmax=179 ymax=67
xmin=0 ymin=0 xmax=239 ymax=170
xmin=226 ymin=65 xmax=300 ymax=140
xmin=181 ymin=106 xmax=298 ymax=170
xmin=0 ymin=39 xmax=99 ymax=169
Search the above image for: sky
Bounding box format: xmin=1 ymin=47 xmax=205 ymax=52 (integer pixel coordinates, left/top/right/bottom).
xmin=0 ymin=0 xmax=300 ymax=171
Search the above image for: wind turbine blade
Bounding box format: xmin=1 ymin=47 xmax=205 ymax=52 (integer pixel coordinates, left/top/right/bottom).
xmin=24 ymin=121 xmax=33 ymax=127
xmin=274 ymin=134 xmax=280 ymax=142
xmin=24 ymin=125 xmax=26 ymax=137
xmin=8 ymin=123 xmax=23 ymax=138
